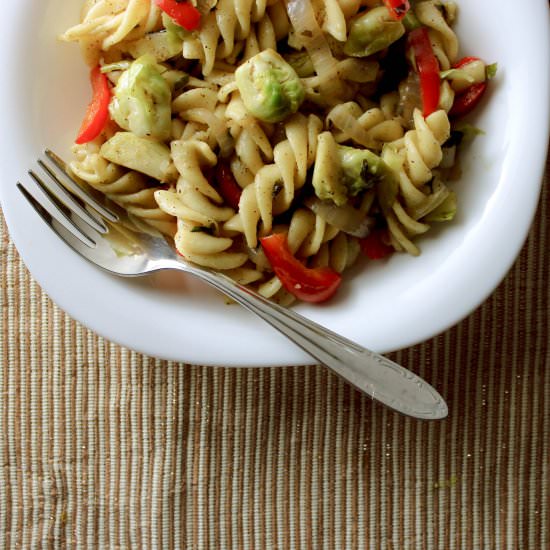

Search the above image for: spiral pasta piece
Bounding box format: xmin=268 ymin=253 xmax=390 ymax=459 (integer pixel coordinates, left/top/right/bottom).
xmin=156 ymin=140 xmax=247 ymax=269
xmin=391 ymin=109 xmax=451 ymax=187
xmin=173 ymin=87 xmax=234 ymax=155
xmin=61 ymin=0 xmax=159 ymax=62
xmin=326 ymin=102 xmax=405 ymax=151
xmin=238 ymin=114 xmax=323 ymax=247
xmin=183 ymin=0 xmax=288 ymax=75
xmin=71 ymin=140 xmax=176 ymax=235
xmin=382 ymin=109 xmax=453 ymax=255
xmin=225 ymin=94 xmax=274 ymax=178
xmin=415 ymin=1 xmax=459 ymax=70
xmin=313 ymin=0 xmax=348 ymax=42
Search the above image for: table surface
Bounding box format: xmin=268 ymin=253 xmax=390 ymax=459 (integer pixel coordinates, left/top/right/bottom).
xmin=0 ymin=156 xmax=548 ymax=549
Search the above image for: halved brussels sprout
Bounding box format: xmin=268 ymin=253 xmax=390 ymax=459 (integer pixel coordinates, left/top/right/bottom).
xmin=109 ymin=55 xmax=172 ymax=142
xmin=313 ymin=134 xmax=395 ymax=206
xmin=312 ymin=132 xmax=347 ymax=205
xmin=338 ymin=145 xmax=390 ymax=197
xmin=100 ymin=132 xmax=177 ymax=182
xmin=344 ymin=6 xmax=405 ymax=58
xmin=235 ymin=49 xmax=305 ymax=123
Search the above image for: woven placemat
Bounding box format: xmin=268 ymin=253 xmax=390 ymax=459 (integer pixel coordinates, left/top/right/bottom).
xmin=0 ymin=158 xmax=548 ymax=549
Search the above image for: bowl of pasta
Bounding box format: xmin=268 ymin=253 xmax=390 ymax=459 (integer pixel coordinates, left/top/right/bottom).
xmin=0 ymin=0 xmax=548 ymax=366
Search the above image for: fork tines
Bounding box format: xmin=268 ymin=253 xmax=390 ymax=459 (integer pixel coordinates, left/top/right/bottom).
xmin=17 ymin=150 xmax=119 ymax=249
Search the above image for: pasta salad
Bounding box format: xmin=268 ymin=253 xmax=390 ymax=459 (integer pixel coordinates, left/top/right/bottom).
xmin=61 ymin=0 xmax=494 ymax=303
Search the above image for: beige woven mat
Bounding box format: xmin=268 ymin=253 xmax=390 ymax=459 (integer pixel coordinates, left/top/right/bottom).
xmin=1 ymin=159 xmax=548 ymax=549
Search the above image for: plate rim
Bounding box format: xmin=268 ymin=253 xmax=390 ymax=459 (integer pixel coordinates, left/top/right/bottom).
xmin=1 ymin=0 xmax=549 ymax=366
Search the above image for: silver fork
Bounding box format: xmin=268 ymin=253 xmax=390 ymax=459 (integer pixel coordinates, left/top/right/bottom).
xmin=17 ymin=150 xmax=448 ymax=420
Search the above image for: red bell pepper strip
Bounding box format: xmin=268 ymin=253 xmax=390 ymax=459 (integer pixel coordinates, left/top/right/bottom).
xmin=408 ymin=27 xmax=440 ymax=117
xmin=383 ymin=0 xmax=410 ymax=21
xmin=449 ymin=57 xmax=488 ymax=118
xmin=359 ymin=229 xmax=394 ymax=260
xmin=215 ymin=162 xmax=242 ymax=210
xmin=260 ymin=233 xmax=342 ymax=303
xmin=75 ymin=66 xmax=111 ymax=145
xmin=449 ymin=83 xmax=487 ymax=118
xmin=155 ymin=0 xmax=201 ymax=31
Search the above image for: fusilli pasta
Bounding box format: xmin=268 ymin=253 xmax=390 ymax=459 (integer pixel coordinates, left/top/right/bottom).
xmin=61 ymin=0 xmax=492 ymax=303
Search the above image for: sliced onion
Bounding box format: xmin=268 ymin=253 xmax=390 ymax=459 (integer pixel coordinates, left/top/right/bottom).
xmin=397 ymin=72 xmax=422 ymax=129
xmin=286 ymin=0 xmax=342 ymax=101
xmin=305 ymin=196 xmax=374 ymax=238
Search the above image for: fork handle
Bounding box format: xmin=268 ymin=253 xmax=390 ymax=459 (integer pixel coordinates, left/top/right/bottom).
xmin=180 ymin=265 xmax=448 ymax=420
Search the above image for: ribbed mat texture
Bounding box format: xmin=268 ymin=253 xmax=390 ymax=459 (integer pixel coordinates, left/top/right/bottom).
xmin=0 ymin=160 xmax=548 ymax=549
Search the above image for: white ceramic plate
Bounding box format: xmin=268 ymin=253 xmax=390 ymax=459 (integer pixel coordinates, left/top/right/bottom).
xmin=1 ymin=1 xmax=549 ymax=366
